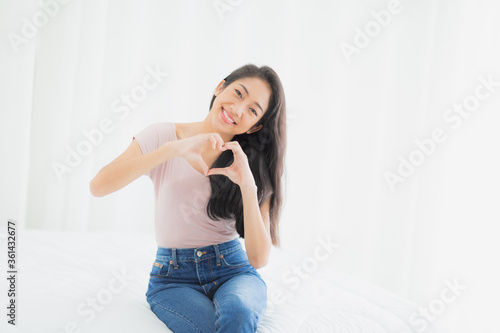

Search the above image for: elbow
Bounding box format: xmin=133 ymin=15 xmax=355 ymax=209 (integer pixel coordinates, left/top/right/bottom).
xmin=248 ymin=241 xmax=272 ymax=269
xmin=249 ymin=257 xmax=269 ymax=269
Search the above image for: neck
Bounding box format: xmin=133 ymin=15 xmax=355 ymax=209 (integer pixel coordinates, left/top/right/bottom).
xmin=195 ymin=113 xmax=235 ymax=142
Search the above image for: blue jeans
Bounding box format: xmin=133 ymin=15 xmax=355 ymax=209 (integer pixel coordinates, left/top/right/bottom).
xmin=145 ymin=237 xmax=267 ymax=332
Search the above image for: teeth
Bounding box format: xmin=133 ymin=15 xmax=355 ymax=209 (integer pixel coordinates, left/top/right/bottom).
xmin=223 ymin=109 xmax=235 ymax=124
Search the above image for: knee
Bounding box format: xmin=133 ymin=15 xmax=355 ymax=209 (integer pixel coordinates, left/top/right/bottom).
xmin=233 ymin=300 xmax=262 ymax=321
xmin=216 ymin=295 xmax=267 ymax=329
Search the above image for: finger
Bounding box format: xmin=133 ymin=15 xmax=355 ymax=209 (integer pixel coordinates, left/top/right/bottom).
xmin=220 ymin=141 xmax=242 ymax=153
xmin=222 ymin=141 xmax=240 ymax=147
xmin=207 ymin=167 xmax=227 ymax=177
xmin=214 ymin=133 xmax=225 ymax=151
xmin=221 ymin=141 xmax=236 ymax=149
xmin=209 ymin=135 xmax=217 ymax=150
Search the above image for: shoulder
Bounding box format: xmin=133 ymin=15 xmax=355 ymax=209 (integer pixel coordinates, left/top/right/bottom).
xmin=148 ymin=121 xmax=176 ymax=133
xmin=136 ymin=121 xmax=177 ymax=144
xmin=140 ymin=121 xmax=174 ymax=130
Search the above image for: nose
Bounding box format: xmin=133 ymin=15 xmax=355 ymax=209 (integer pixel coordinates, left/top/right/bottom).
xmin=237 ymin=101 xmax=248 ymax=116
xmin=228 ymin=104 xmax=243 ymax=120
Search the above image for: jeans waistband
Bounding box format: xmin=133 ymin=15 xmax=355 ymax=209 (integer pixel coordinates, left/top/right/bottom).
xmin=155 ymin=237 xmax=243 ymax=267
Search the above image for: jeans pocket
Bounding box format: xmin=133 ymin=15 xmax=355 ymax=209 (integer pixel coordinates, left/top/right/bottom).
xmin=150 ymin=260 xmax=172 ymax=278
xmin=220 ymin=249 xmax=250 ymax=268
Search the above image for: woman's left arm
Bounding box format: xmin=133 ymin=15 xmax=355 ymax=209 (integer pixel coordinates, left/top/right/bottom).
xmin=239 ymin=183 xmax=272 ymax=269
xmin=206 ymin=140 xmax=272 ymax=269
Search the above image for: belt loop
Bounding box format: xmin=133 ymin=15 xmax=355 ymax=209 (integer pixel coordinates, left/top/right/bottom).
xmin=172 ymin=248 xmax=178 ymax=268
xmin=214 ymin=244 xmax=221 ymax=266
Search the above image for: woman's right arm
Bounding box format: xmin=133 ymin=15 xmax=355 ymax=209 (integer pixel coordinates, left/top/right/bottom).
xmin=89 ymin=139 xmax=180 ymax=197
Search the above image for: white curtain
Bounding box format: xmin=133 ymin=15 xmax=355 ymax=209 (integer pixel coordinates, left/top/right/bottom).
xmin=2 ymin=0 xmax=499 ymax=332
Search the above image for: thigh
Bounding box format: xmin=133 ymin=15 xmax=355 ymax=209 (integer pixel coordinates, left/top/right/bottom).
xmin=213 ymin=272 xmax=267 ymax=331
xmin=147 ymin=284 xmax=216 ymax=333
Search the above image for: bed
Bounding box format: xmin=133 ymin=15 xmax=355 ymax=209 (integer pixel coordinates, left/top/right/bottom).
xmin=1 ymin=230 xmax=449 ymax=333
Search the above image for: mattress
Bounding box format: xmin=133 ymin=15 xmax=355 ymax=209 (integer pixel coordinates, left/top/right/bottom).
xmin=0 ymin=230 xmax=448 ymax=333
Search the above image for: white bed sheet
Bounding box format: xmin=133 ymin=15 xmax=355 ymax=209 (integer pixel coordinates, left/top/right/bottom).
xmin=1 ymin=230 xmax=449 ymax=333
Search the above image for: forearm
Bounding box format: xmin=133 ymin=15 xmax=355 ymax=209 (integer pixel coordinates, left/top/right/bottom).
xmin=240 ymin=184 xmax=272 ymax=269
xmin=91 ymin=141 xmax=180 ymax=197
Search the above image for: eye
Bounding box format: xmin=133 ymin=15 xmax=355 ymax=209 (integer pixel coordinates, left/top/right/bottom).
xmin=235 ymin=89 xmax=257 ymax=116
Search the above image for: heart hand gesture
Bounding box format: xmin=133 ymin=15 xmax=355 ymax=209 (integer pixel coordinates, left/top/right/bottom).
xmin=174 ymin=132 xmax=225 ymax=176
xmin=206 ymin=141 xmax=256 ymax=188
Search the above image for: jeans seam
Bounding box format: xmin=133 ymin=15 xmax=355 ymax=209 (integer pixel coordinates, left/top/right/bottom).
xmin=149 ymin=299 xmax=203 ymax=333
xmin=219 ymin=246 xmax=242 ymax=256
xmin=214 ymin=298 xmax=221 ymax=330
xmin=220 ymin=253 xmax=250 ymax=268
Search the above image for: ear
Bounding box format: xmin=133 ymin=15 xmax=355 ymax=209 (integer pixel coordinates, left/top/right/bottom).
xmin=215 ymin=80 xmax=226 ymax=96
xmin=246 ymin=124 xmax=263 ymax=134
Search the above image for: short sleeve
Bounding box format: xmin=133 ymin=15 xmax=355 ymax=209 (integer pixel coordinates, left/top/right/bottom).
xmin=132 ymin=122 xmax=175 ymax=180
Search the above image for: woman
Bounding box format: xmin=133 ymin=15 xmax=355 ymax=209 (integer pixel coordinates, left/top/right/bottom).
xmin=89 ymin=63 xmax=286 ymax=332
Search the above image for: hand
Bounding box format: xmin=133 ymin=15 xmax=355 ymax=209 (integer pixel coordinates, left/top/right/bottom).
xmin=174 ymin=133 xmax=225 ymax=176
xmin=207 ymin=141 xmax=256 ymax=187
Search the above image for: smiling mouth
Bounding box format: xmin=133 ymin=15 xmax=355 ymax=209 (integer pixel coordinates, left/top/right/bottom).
xmin=221 ymin=107 xmax=236 ymax=124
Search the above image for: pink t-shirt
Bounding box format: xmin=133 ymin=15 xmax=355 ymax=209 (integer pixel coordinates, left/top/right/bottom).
xmin=133 ymin=122 xmax=239 ymax=248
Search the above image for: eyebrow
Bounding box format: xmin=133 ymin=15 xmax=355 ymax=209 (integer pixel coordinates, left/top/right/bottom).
xmin=239 ymin=84 xmax=264 ymax=114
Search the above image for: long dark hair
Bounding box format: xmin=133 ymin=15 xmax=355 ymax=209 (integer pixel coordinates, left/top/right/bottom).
xmin=206 ymin=64 xmax=286 ymax=247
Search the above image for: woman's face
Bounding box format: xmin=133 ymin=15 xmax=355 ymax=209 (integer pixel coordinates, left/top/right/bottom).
xmin=211 ymin=77 xmax=271 ymax=136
